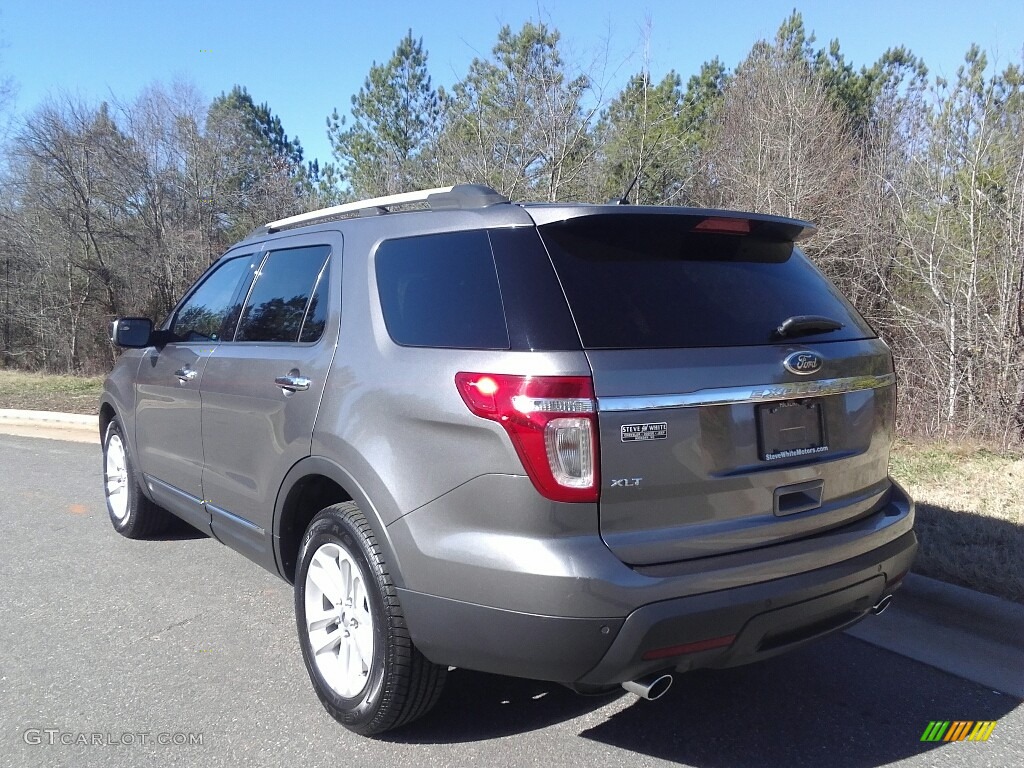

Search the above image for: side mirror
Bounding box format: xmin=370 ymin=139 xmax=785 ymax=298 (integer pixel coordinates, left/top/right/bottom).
xmin=110 ymin=317 xmax=154 ymax=348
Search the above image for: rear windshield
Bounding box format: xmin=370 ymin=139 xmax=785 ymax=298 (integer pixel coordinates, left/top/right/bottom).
xmin=539 ymin=214 xmax=874 ymax=349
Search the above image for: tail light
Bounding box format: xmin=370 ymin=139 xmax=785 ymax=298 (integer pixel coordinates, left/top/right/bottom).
xmin=455 ymin=373 xmax=599 ymax=502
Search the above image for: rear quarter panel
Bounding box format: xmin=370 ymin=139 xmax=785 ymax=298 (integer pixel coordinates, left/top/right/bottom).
xmin=311 ymin=208 xmax=590 ymax=527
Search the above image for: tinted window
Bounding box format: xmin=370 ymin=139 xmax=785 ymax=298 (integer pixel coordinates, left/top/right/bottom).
xmin=376 ymin=231 xmax=509 ymax=349
xmin=540 ymin=215 xmax=874 ymax=349
xmin=299 ymin=265 xmax=329 ymax=343
xmin=171 ymin=255 xmax=254 ymax=342
xmin=489 ymin=228 xmax=581 ymax=351
xmin=236 ymin=245 xmax=331 ymax=343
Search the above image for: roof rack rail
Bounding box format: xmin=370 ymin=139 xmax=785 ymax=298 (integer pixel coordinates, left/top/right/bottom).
xmin=260 ymin=183 xmax=508 ymax=234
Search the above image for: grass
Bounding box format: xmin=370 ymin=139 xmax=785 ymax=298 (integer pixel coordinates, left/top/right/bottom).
xmin=0 ymin=370 xmax=104 ymax=414
xmin=1 ymin=370 xmax=1020 ymax=602
xmin=890 ymin=440 xmax=1024 ymax=603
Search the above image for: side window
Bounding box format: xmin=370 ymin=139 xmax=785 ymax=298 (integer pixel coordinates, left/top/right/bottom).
xmin=235 ymin=245 xmax=331 ymax=343
xmin=171 ymin=255 xmax=254 ymax=342
xmin=375 ymin=231 xmax=509 ymax=349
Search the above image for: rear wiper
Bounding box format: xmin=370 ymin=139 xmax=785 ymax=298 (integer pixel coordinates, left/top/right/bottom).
xmin=774 ymin=315 xmax=844 ymax=339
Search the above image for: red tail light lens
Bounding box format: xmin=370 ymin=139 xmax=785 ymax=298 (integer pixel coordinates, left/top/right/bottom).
xmin=455 ymin=373 xmax=599 ymax=503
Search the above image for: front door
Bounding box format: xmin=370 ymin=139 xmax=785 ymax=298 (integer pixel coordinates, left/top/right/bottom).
xmin=134 ymin=251 xmax=259 ymax=533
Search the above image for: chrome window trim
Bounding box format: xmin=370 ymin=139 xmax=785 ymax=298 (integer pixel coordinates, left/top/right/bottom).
xmin=597 ymin=373 xmax=896 ymax=412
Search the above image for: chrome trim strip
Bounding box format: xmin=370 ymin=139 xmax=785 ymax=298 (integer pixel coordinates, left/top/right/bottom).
xmin=207 ymin=503 xmax=265 ymax=536
xmin=144 ymin=475 xmax=203 ymax=505
xmin=597 ymin=373 xmax=896 ymax=412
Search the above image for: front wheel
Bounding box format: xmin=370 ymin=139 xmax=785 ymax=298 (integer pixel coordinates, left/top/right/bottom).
xmin=295 ymin=502 xmax=446 ymax=735
xmin=103 ymin=418 xmax=170 ymax=538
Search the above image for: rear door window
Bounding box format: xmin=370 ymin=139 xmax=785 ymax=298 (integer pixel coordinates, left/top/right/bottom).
xmin=235 ymin=245 xmax=331 ymax=343
xmin=375 ymin=231 xmax=509 ymax=349
xmin=539 ymin=214 xmax=874 ymax=349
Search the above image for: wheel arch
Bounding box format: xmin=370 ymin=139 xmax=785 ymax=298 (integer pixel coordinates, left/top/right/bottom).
xmin=98 ymin=398 xmax=117 ymax=443
xmin=273 ymin=456 xmax=404 ymax=587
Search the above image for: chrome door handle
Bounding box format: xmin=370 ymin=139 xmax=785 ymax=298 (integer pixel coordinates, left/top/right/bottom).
xmin=275 ymin=375 xmax=311 ymax=392
xmin=174 ymin=367 xmax=198 ymax=383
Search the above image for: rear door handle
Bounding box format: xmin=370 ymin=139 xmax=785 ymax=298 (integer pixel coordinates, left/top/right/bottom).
xmin=174 ymin=367 xmax=198 ymax=383
xmin=275 ymin=375 xmax=311 ymax=393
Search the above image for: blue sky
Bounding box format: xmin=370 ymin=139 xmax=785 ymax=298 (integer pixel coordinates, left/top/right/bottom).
xmin=2 ymin=1 xmax=1022 ymax=167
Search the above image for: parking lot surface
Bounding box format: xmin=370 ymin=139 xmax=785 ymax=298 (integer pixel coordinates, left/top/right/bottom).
xmin=1 ymin=434 xmax=1020 ymax=768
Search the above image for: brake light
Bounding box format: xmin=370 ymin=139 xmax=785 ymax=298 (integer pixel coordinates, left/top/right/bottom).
xmin=455 ymin=373 xmax=599 ymax=503
xmin=693 ymin=217 xmax=751 ymax=235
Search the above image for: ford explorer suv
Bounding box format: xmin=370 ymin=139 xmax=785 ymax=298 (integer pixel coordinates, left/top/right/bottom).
xmin=101 ymin=183 xmax=916 ymax=735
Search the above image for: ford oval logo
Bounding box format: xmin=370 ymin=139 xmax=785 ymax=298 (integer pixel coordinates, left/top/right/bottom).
xmin=783 ymin=351 xmax=823 ymax=376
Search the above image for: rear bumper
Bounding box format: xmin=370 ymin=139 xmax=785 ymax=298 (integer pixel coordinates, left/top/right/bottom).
xmin=397 ymin=480 xmax=916 ymax=684
xmin=577 ymin=529 xmax=916 ymax=685
xmin=399 ymin=529 xmax=916 ymax=684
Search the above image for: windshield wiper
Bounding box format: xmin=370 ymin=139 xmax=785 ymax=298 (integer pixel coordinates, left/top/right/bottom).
xmin=774 ymin=315 xmax=844 ymax=339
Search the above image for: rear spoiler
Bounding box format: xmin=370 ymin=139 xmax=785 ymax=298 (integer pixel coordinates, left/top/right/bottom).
xmin=523 ymin=204 xmax=816 ymax=242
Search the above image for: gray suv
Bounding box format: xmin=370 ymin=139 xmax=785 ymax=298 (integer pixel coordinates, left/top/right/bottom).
xmin=101 ymin=184 xmax=916 ymax=735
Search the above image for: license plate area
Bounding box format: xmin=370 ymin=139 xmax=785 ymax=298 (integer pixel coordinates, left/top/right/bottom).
xmin=757 ymin=399 xmax=826 ymax=461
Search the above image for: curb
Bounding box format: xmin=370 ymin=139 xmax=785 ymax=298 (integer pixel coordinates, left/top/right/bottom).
xmin=846 ymin=573 xmax=1024 ymax=698
xmin=0 ymin=409 xmax=99 ymax=444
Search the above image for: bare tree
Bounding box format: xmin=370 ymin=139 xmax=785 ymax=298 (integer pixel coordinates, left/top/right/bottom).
xmin=430 ymin=22 xmax=599 ymax=201
xmin=0 ymin=82 xmax=310 ymax=373
xmin=882 ymin=50 xmax=1024 ymax=442
xmin=700 ymin=41 xmax=859 ymax=279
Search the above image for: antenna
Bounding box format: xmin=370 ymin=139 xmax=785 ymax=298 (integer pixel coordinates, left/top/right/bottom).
xmin=615 ymin=170 xmax=642 ymax=205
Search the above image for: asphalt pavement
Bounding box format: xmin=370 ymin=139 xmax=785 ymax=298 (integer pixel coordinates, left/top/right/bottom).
xmin=0 ymin=431 xmax=1021 ymax=768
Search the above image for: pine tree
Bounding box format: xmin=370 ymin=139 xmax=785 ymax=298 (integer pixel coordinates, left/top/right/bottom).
xmin=435 ymin=22 xmax=594 ymax=201
xmin=327 ymin=30 xmax=439 ymax=197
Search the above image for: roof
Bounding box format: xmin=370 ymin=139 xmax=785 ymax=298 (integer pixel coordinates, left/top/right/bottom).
xmin=244 ymin=183 xmax=817 ymax=242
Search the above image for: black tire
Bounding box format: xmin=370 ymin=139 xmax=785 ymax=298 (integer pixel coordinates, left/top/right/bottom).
xmin=295 ymin=501 xmax=446 ymax=735
xmin=102 ymin=418 xmax=171 ymax=538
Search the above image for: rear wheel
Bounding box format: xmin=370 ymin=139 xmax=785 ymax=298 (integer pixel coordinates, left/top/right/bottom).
xmin=295 ymin=502 xmax=446 ymax=735
xmin=103 ymin=418 xmax=170 ymax=538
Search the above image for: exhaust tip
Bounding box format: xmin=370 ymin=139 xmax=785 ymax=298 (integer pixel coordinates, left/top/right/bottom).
xmin=621 ymin=673 xmax=673 ymax=701
xmin=872 ymin=594 xmax=894 ymax=615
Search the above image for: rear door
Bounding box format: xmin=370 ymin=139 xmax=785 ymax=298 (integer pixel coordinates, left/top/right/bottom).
xmin=537 ymin=211 xmax=896 ymax=565
xmin=199 ymin=232 xmax=337 ymax=565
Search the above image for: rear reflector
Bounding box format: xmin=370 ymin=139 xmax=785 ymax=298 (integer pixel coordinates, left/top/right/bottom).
xmin=455 ymin=373 xmax=599 ymax=503
xmin=886 ymin=568 xmax=910 ymax=587
xmin=692 ymin=217 xmax=751 ymax=235
xmin=641 ymin=634 xmax=737 ymax=661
